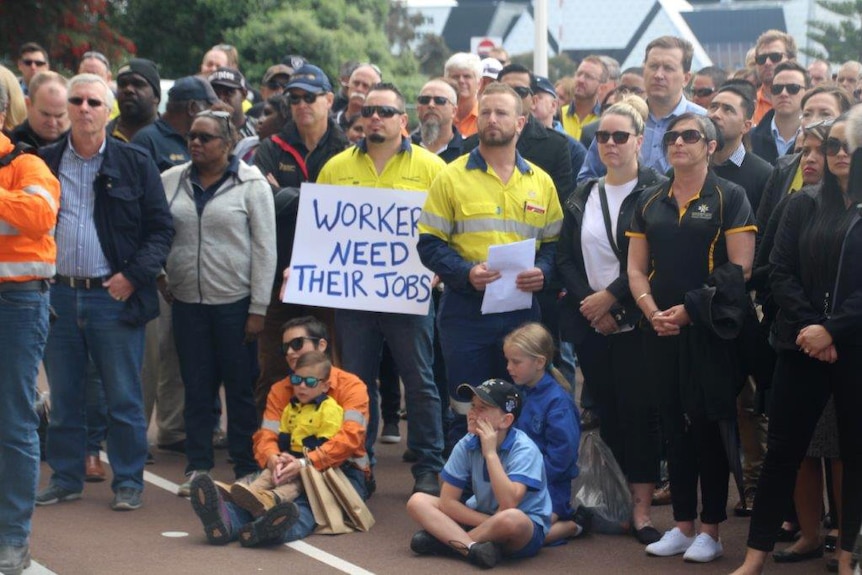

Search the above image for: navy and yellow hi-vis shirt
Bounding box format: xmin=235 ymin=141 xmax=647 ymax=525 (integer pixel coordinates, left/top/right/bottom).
xmin=277 ymin=394 xmax=343 ymax=456
xmin=626 ymin=172 xmax=756 ymax=310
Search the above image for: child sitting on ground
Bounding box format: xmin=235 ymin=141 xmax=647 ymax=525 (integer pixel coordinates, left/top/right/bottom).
xmin=406 ymin=379 xmax=552 ymax=569
xmin=230 ymin=351 xmax=342 ymax=517
xmin=503 ymin=322 xmax=587 ymax=544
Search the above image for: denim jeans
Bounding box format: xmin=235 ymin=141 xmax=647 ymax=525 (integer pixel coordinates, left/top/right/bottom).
xmin=172 ymin=298 xmax=258 ymax=478
xmin=221 ymin=464 xmax=368 ymax=543
xmin=85 ymin=359 xmax=108 ymax=454
xmin=43 ymin=284 xmax=148 ymax=493
xmin=0 ymin=288 xmax=49 ymax=546
xmin=336 ymin=307 xmax=443 ymax=479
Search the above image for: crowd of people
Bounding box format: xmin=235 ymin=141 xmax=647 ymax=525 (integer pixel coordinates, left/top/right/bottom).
xmin=1 ymin=26 xmax=861 ymax=575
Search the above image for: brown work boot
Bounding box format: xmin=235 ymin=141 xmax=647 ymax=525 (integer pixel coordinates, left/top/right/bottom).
xmin=230 ymin=483 xmax=276 ymax=518
xmin=85 ymin=454 xmax=106 ymax=483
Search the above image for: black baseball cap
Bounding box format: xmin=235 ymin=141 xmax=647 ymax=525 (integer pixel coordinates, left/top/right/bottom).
xmin=168 ymin=76 xmax=218 ymax=104
xmin=457 ymin=379 xmax=522 ymax=420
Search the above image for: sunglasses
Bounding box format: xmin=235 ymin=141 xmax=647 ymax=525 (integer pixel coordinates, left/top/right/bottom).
xmin=21 ymin=58 xmax=47 ymax=67
xmin=511 ymin=85 xmax=533 ymax=98
xmin=289 ymin=374 xmax=326 ymax=388
xmin=755 ymin=52 xmax=785 ymax=65
xmin=186 ymin=131 xmax=221 ymax=144
xmin=617 ymin=85 xmax=644 ymax=96
xmin=265 ymin=81 xmax=288 ymax=90
xmin=360 ymin=105 xmax=403 ymax=118
xmin=692 ymin=87 xmax=715 ymax=98
xmin=771 ymin=83 xmax=804 ymax=96
xmin=68 ymin=97 xmax=105 ymax=108
xmin=824 ymin=137 xmax=850 ymax=157
xmin=281 ymin=336 xmax=321 ymax=354
xmin=595 ymin=130 xmax=634 ymax=144
xmin=288 ymin=92 xmax=320 ymax=105
xmin=417 ymin=95 xmax=450 ymax=106
xmin=662 ymin=129 xmax=705 ymax=146
xmin=82 ymin=51 xmax=110 ymax=68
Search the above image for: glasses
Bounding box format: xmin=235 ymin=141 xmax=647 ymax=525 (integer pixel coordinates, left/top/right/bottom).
xmin=68 ymin=97 xmax=105 ymax=108
xmin=265 ymin=80 xmax=288 ymax=90
xmin=360 ymin=105 xmax=403 ymax=118
xmin=692 ymin=87 xmax=715 ymax=98
xmin=281 ymin=336 xmax=321 ymax=354
xmin=595 ymin=130 xmax=634 ymax=144
xmin=771 ymin=83 xmax=804 ymax=96
xmin=755 ymin=52 xmax=785 ymax=65
xmin=417 ymin=95 xmax=450 ymax=106
xmin=288 ymin=92 xmax=320 ymax=105
xmin=186 ymin=131 xmax=222 ymax=144
xmin=289 ymin=374 xmax=326 ymax=388
xmin=662 ymin=129 xmax=705 ymax=146
xmin=824 ymin=137 xmax=850 ymax=156
xmin=511 ymin=85 xmax=533 ymax=98
xmin=21 ymin=58 xmax=47 ymax=67
xmin=82 ymin=51 xmax=110 ymax=68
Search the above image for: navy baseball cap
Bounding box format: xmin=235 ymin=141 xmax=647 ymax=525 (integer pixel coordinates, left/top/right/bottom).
xmin=168 ymin=76 xmax=218 ymax=103
xmin=533 ymin=75 xmax=557 ymax=98
xmin=285 ymin=64 xmax=332 ymax=94
xmin=457 ymin=379 xmax=522 ymax=420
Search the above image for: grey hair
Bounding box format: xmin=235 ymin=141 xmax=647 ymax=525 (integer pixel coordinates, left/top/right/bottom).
xmin=69 ymin=73 xmax=115 ymax=109
xmin=847 ymin=104 xmax=862 ymax=153
xmin=0 ymin=79 xmax=7 ymax=115
xmin=444 ymin=52 xmax=483 ymax=81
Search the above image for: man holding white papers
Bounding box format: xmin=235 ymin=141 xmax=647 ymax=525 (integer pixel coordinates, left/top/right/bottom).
xmin=417 ymin=82 xmax=563 ymax=446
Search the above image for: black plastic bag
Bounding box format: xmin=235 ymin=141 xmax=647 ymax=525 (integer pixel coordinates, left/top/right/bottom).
xmin=571 ymin=432 xmax=632 ymax=534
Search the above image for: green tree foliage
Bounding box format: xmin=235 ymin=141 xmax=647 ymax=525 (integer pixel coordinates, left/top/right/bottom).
xmin=805 ymin=0 xmax=862 ymax=62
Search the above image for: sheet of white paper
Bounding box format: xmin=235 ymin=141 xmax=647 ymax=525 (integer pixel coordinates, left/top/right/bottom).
xmin=480 ymin=238 xmax=536 ymax=314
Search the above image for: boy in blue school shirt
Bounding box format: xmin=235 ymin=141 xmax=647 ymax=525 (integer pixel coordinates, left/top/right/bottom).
xmin=406 ymin=379 xmax=552 ymax=569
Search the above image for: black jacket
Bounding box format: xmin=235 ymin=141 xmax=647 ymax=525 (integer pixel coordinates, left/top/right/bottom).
xmin=40 ymin=134 xmax=174 ymax=326
xmin=755 ymin=152 xmax=800 ymax=243
xmin=750 ymin=109 xmax=796 ymax=166
xmin=556 ymin=165 xmax=666 ymax=343
xmin=712 ymin=150 xmax=773 ymax=217
xmin=10 ymin=120 xmax=66 ymax=151
xmin=409 ymin=125 xmax=466 ymax=164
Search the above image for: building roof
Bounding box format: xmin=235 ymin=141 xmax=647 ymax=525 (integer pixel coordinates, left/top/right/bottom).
xmin=682 ymin=7 xmax=786 ymax=44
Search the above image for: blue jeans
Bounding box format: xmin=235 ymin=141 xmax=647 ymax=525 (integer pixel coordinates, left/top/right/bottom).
xmin=172 ymin=298 xmax=258 ymax=478
xmin=44 ymin=284 xmax=147 ymax=493
xmin=85 ymin=359 xmax=108 ymax=454
xmin=0 ymin=288 xmax=49 ymax=546
xmin=336 ymin=308 xmax=443 ymax=479
xmin=222 ymin=464 xmax=368 ymax=543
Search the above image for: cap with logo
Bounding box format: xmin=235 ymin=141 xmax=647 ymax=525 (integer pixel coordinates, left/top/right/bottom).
xmin=263 ymin=64 xmax=294 ymax=85
xmin=457 ymin=379 xmax=522 ymax=420
xmin=481 ymin=57 xmax=503 ymax=80
xmin=284 ymin=64 xmax=332 ymax=94
xmin=208 ymin=67 xmax=247 ymax=91
xmin=168 ymin=76 xmax=219 ymax=104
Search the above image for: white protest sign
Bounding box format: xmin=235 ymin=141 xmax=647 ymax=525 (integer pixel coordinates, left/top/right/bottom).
xmin=284 ymin=183 xmax=433 ymax=315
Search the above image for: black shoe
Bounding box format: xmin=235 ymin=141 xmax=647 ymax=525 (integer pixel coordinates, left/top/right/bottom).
xmin=776 ymin=525 xmax=800 ymax=542
xmin=238 ymin=502 xmax=300 ymax=547
xmin=468 ymin=541 xmax=502 ymax=569
xmin=773 ymin=545 xmax=824 ymax=563
xmin=825 ymin=534 xmax=838 ymax=552
xmin=189 ymin=474 xmax=233 ymax=545
xmin=412 ymin=473 xmax=440 ymax=496
xmin=572 ymin=506 xmax=594 ymax=536
xmin=826 ymin=557 xmax=839 ymax=573
xmin=410 ymin=530 xmax=455 ymax=556
xmin=157 ymin=440 xmax=186 ymax=454
xmin=633 ymin=524 xmax=662 ymax=545
xmin=366 ymin=474 xmax=376 ymax=499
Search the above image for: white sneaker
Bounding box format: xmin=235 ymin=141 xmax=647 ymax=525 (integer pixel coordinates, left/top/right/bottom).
xmin=645 ymin=527 xmax=696 ymax=556
xmin=177 ymin=470 xmax=210 ymax=497
xmin=683 ymin=533 xmax=723 ymax=563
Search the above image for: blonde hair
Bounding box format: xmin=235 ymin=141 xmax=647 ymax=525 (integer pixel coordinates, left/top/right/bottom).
xmin=604 ymin=100 xmax=646 ymax=134
xmin=0 ymin=65 xmax=26 ymax=131
xmin=504 ymin=322 xmax=571 ymax=392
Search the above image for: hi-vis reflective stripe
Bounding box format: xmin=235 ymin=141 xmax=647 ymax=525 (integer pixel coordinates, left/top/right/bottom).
xmin=343 ymin=409 xmax=367 ymax=427
xmin=0 ymin=261 xmax=54 ymax=278
xmin=261 ymin=419 xmax=279 ymax=433
xmin=450 ymin=397 xmax=472 ymax=415
xmin=417 ymin=212 xmax=453 ymax=235
xmin=24 ymin=185 xmax=59 ymax=213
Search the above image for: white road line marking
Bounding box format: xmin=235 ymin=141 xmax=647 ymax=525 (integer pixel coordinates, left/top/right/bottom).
xmin=28 ymin=560 xmax=58 ymax=574
xmin=100 ymin=451 xmax=376 ymax=574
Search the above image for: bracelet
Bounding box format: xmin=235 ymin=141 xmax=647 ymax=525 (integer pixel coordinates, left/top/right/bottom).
xmin=636 ymin=292 xmax=651 ymax=304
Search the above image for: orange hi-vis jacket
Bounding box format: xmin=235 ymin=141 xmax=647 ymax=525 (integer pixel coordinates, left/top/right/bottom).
xmin=0 ymin=132 xmax=60 ymax=282
xmin=255 ymin=366 xmax=370 ymax=475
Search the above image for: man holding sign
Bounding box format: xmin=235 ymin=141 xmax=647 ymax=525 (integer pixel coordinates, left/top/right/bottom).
xmin=417 ymin=82 xmax=563 ymax=445
xmin=316 ymin=82 xmax=446 ymax=497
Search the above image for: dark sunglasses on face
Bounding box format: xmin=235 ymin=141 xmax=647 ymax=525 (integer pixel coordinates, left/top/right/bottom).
xmin=186 ymin=131 xmax=221 ymax=144
xmin=662 ymin=129 xmax=705 ymax=146
xmin=771 ymin=83 xmax=804 ymax=96
xmin=417 ymin=95 xmax=450 ymax=106
xmin=692 ymin=87 xmax=715 ymax=98
xmin=360 ymin=105 xmax=403 ymax=118
xmin=68 ymin=96 xmax=105 ymax=108
xmin=595 ymin=130 xmax=634 ymax=144
xmin=265 ymin=81 xmax=287 ymax=90
xmin=21 ymin=59 xmax=47 ymax=67
xmin=824 ymin=137 xmax=850 ymax=157
xmin=289 ymin=374 xmax=325 ymax=388
xmin=281 ymin=336 xmax=321 ymax=354
xmin=288 ymin=92 xmax=320 ymax=105
xmin=755 ymin=52 xmax=785 ymax=65
xmin=511 ymin=85 xmax=533 ymax=98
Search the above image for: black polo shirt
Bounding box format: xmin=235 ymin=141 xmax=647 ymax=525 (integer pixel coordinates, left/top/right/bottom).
xmin=626 ymin=172 xmax=756 ymax=309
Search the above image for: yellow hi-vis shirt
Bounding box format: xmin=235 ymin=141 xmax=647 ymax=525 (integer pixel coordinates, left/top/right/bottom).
xmin=317 ymin=137 xmax=446 ymax=191
xmin=560 ymin=103 xmax=599 ymax=142
xmin=418 ymin=148 xmax=563 ymax=264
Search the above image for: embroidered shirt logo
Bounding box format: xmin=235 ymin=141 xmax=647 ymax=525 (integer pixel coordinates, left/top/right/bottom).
xmin=691 ymin=203 xmax=712 ymax=220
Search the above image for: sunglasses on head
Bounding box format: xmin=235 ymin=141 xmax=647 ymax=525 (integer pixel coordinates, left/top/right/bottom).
xmin=417 ymin=95 xmax=450 ymax=106
xmin=21 ymin=58 xmax=47 ymax=67
xmin=288 ymin=92 xmax=320 ymax=105
xmin=692 ymin=87 xmax=715 ymax=98
xmin=511 ymin=85 xmax=533 ymax=98
xmin=595 ymin=130 xmax=634 ymax=144
xmin=68 ymin=96 xmax=105 ymax=108
xmin=662 ymin=129 xmax=705 ymax=146
xmin=281 ymin=336 xmax=321 ymax=354
xmin=824 ymin=137 xmax=850 ymax=157
xmin=771 ymin=83 xmax=804 ymax=96
xmin=186 ymin=131 xmax=221 ymax=144
xmin=755 ymin=52 xmax=785 ymax=65
xmin=289 ymin=374 xmax=325 ymax=388
xmin=360 ymin=105 xmax=403 ymax=118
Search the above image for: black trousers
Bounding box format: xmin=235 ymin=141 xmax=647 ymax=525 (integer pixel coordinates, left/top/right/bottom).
xmin=748 ymin=347 xmax=862 ymax=552
xmin=643 ymin=331 xmax=730 ymax=525
xmin=574 ymin=328 xmax=660 ymax=484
